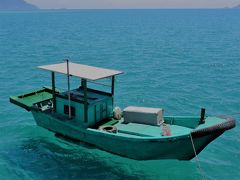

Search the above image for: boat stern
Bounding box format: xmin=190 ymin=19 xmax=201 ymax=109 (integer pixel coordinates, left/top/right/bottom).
xmin=9 ymin=86 xmax=56 ymax=111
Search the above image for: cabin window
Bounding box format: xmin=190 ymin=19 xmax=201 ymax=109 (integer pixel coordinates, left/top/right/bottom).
xmin=64 ymin=105 xmax=76 ymax=117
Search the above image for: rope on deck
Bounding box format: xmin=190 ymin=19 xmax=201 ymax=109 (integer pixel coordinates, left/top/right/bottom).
xmin=190 ymin=134 xmax=206 ymax=180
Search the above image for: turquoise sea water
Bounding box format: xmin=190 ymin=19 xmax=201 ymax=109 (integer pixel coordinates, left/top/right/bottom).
xmin=0 ymin=9 xmax=240 ymax=179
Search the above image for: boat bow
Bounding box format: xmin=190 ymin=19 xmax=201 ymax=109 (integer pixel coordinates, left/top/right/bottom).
xmin=191 ymin=117 xmax=236 ymax=138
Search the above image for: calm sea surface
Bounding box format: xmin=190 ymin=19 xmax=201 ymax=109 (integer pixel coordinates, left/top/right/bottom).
xmin=0 ymin=9 xmax=240 ymax=180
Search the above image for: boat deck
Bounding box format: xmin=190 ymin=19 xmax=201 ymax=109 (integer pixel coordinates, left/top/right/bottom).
xmin=46 ymin=112 xmax=192 ymax=139
xmin=95 ymin=118 xmax=192 ymax=138
xmin=10 ymin=87 xmax=54 ymax=111
xmin=196 ymin=117 xmax=225 ymax=129
xmin=115 ymin=122 xmax=192 ymax=138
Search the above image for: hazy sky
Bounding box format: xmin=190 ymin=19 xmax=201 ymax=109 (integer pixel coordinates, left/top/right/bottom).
xmin=26 ymin=0 xmax=240 ymax=9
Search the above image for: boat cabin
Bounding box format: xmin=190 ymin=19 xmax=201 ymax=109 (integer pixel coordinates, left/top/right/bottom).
xmin=38 ymin=61 xmax=123 ymax=128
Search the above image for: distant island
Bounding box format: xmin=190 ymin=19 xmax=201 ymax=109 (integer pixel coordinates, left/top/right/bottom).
xmin=0 ymin=0 xmax=38 ymax=11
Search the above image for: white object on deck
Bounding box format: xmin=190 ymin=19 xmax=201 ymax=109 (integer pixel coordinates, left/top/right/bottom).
xmin=113 ymin=107 xmax=122 ymax=120
xmin=38 ymin=62 xmax=123 ymax=81
xmin=123 ymin=106 xmax=164 ymax=126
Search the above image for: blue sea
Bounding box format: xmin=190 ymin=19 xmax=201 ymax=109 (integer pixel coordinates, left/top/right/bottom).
xmin=0 ymin=9 xmax=240 ymax=180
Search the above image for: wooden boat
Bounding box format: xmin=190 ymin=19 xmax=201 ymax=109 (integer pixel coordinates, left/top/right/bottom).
xmin=10 ymin=60 xmax=235 ymax=160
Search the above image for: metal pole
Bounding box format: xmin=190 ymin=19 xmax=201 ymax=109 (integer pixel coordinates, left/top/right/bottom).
xmin=111 ymin=76 xmax=115 ymax=95
xmin=200 ymin=108 xmax=205 ymax=124
xmin=111 ymin=76 xmax=115 ymax=107
xmin=81 ymin=78 xmax=84 ymax=89
xmin=51 ymin=72 xmax=56 ymax=112
xmin=83 ymin=79 xmax=88 ymax=123
xmin=65 ymin=59 xmax=71 ymax=119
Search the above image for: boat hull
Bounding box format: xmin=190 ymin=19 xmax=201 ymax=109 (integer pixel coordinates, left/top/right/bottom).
xmin=32 ymin=110 xmax=228 ymax=160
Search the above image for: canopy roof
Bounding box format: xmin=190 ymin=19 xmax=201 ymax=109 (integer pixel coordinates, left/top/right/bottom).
xmin=38 ymin=62 xmax=123 ymax=81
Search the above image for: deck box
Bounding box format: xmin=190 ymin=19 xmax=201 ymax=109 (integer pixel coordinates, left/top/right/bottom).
xmin=123 ymin=106 xmax=164 ymax=126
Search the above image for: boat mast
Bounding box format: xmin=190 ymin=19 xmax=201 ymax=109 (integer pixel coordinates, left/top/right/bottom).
xmin=65 ymin=59 xmax=71 ymax=119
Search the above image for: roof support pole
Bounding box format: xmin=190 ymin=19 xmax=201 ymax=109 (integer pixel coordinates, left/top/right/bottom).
xmin=82 ymin=79 xmax=88 ymax=123
xmin=51 ymin=72 xmax=56 ymax=112
xmin=65 ymin=59 xmax=71 ymax=119
xmin=111 ymin=76 xmax=115 ymax=96
xmin=111 ymin=76 xmax=115 ymax=106
xmin=81 ymin=78 xmax=84 ymax=89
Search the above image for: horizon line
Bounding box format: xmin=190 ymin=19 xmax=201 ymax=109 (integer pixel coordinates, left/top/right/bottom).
xmin=0 ymin=7 xmax=238 ymax=11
